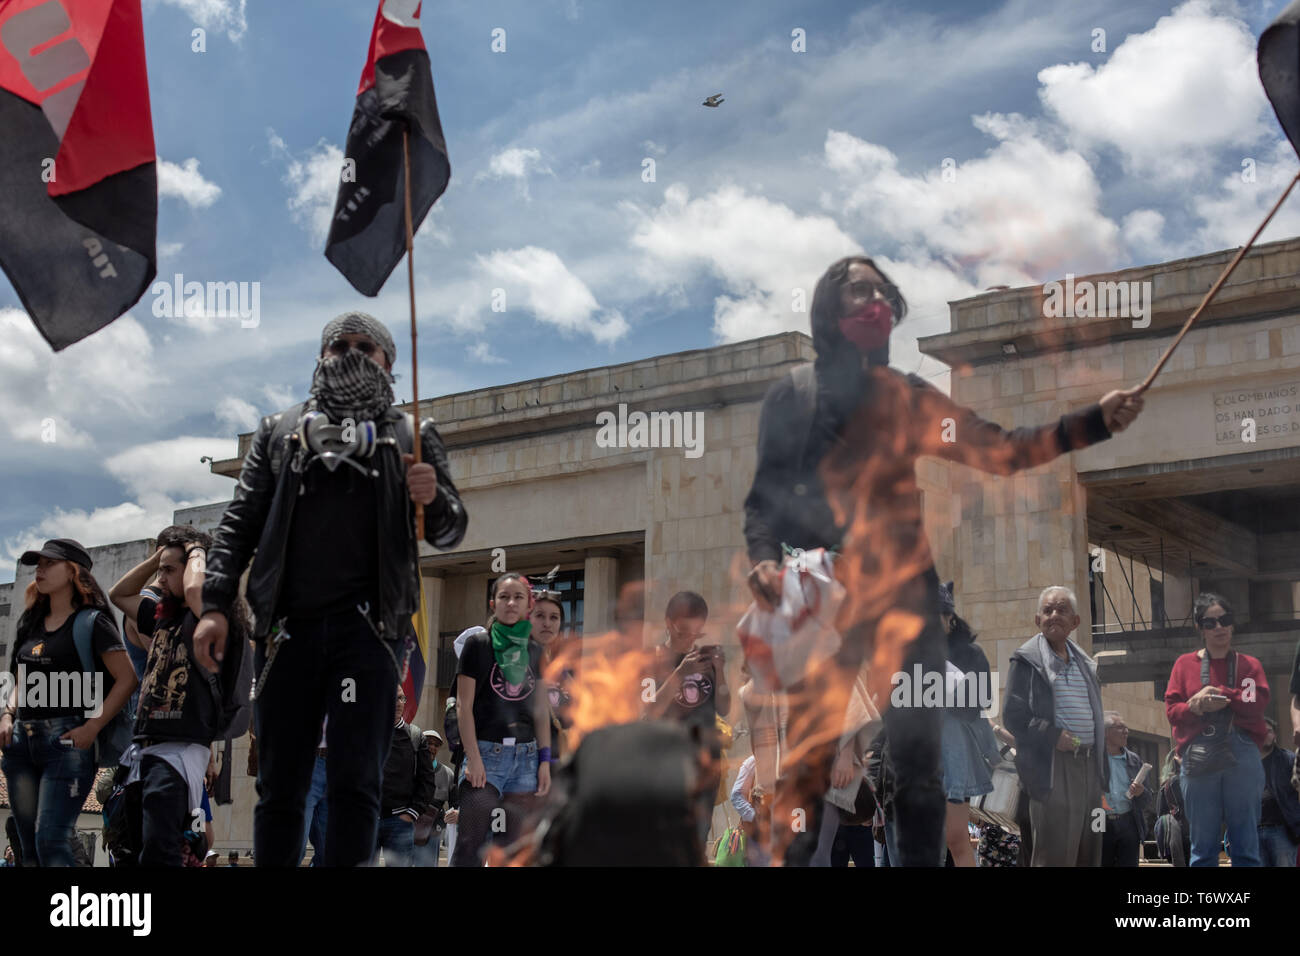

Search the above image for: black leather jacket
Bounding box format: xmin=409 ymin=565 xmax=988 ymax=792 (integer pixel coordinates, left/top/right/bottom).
xmin=202 ymin=402 xmax=467 ymax=642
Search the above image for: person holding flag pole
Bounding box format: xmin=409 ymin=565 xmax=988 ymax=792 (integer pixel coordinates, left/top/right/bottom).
xmin=194 ymin=0 xmax=466 ymax=867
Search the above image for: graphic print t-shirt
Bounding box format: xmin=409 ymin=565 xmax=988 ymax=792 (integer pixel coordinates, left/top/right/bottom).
xmin=653 ymin=645 xmax=718 ymax=731
xmin=13 ymin=612 xmax=123 ymax=720
xmin=456 ymin=630 xmax=543 ymax=743
xmin=134 ymin=597 xmax=217 ymax=744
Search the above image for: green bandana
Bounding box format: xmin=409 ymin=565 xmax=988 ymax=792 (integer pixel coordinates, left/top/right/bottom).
xmin=490 ymin=618 xmax=532 ymax=686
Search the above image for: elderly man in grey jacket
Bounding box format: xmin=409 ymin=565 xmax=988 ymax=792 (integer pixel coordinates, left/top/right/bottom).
xmin=1004 ymin=586 xmax=1108 ymax=866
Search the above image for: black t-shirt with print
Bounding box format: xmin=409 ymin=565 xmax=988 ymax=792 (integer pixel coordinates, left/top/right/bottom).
xmin=456 ymin=631 xmax=543 ymax=744
xmin=134 ymin=597 xmax=219 ymax=745
xmin=12 ymin=610 xmax=123 ymax=720
xmin=652 ymin=645 xmax=719 ymax=731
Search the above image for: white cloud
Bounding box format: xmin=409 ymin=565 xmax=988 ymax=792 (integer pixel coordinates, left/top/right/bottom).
xmin=158 ymin=241 xmax=185 ymax=258
xmin=477 ymin=147 xmax=553 ymax=200
xmin=1038 ymin=0 xmax=1269 ymax=182
xmin=642 ymin=140 xmax=667 ymax=157
xmin=627 ymin=182 xmax=860 ymax=342
xmin=157 ymin=157 xmax=221 ymax=209
xmin=2 ymin=435 xmax=238 ymax=568
xmin=151 ymin=0 xmax=247 ymax=41
xmin=824 ymin=119 xmax=1120 ymax=284
xmin=214 ymin=396 xmax=260 ymax=435
xmin=476 ymin=246 xmax=629 ymax=343
xmin=106 ymin=437 xmax=238 ymax=502
xmin=468 ymin=341 xmax=507 ymax=365
xmin=1190 ymin=138 xmax=1300 ymax=250
xmin=261 ymin=384 xmax=297 ymax=411
xmin=269 ymin=131 xmax=344 ymax=245
xmin=0 ymin=309 xmax=155 ymax=450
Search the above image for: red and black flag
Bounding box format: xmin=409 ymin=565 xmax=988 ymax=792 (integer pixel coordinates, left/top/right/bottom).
xmin=1260 ymin=0 xmax=1300 ymax=158
xmin=326 ymin=0 xmax=450 ymax=297
xmin=0 ymin=0 xmax=157 ymax=351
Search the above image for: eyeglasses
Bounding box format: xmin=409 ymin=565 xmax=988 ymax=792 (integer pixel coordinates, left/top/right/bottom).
xmin=844 ymin=280 xmax=898 ymax=304
xmin=1198 ymin=614 xmax=1233 ymax=630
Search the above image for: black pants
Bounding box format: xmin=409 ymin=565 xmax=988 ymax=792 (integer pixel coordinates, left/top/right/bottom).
xmin=140 ymin=757 xmax=189 ymax=867
xmin=1102 ymin=811 xmax=1141 ymax=867
xmin=831 ymin=824 xmax=876 ymax=867
xmin=777 ymin=594 xmax=946 ymax=868
xmin=252 ymin=609 xmax=401 ymax=867
xmin=880 ymin=611 xmax=946 ymax=866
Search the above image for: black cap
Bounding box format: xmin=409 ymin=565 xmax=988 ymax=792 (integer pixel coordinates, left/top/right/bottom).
xmin=19 ymin=538 xmax=92 ymax=571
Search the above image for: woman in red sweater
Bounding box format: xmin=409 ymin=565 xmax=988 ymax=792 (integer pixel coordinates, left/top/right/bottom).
xmin=1164 ymin=593 xmax=1269 ymax=866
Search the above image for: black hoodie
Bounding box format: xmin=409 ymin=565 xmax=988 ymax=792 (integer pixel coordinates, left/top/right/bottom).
xmin=743 ymin=288 xmax=1113 ymax=571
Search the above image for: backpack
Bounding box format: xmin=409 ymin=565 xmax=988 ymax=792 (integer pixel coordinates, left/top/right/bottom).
xmin=102 ymin=773 xmax=143 ymax=866
xmin=212 ymin=630 xmax=253 ymax=742
xmin=70 ymin=609 xmax=134 ymax=767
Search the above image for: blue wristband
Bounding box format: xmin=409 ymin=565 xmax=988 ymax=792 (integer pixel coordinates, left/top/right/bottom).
xmin=538 ymin=747 xmax=552 ymax=764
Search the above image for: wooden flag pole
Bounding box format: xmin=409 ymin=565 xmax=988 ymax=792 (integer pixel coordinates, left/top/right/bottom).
xmin=1138 ymin=169 xmax=1300 ymax=392
xmin=403 ymin=127 xmax=424 ymax=539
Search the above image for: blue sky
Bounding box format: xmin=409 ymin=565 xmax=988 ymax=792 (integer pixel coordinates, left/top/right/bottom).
xmin=2 ymin=0 xmax=1298 ymax=580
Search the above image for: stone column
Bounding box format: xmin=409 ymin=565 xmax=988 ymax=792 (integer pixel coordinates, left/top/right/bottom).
xmin=416 ymin=570 xmax=445 ymax=729
xmin=583 ymin=549 xmax=620 ymax=638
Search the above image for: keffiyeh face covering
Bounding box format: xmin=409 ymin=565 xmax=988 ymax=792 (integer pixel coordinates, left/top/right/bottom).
xmin=309 ymin=347 xmax=394 ymax=425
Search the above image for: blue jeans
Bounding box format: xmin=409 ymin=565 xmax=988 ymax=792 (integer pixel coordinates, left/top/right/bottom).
xmin=459 ymin=739 xmax=539 ymax=795
xmin=375 ymin=816 xmax=415 ymax=867
xmin=1181 ymin=730 xmax=1265 ymax=867
xmin=1 ymin=715 xmax=97 ymax=867
xmin=413 ymin=829 xmax=442 ymax=867
xmin=1257 ymin=824 xmax=1298 ymax=867
xmin=252 ymin=611 xmax=400 ymax=867
xmin=296 ymin=755 xmax=329 ymax=866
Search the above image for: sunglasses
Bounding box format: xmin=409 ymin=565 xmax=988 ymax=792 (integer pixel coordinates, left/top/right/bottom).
xmin=1198 ymin=614 xmax=1233 ymax=630
xmin=327 ymin=338 xmax=379 ymax=356
xmin=531 ymin=588 xmax=561 ymax=603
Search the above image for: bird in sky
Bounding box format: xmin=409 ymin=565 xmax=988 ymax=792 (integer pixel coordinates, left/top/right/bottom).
xmin=703 ymin=93 xmax=724 ymax=107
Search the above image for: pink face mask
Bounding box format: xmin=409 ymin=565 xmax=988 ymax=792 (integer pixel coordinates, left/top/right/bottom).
xmin=837 ymin=299 xmax=893 ymax=352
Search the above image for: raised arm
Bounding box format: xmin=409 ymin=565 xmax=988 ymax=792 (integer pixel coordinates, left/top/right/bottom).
xmin=909 ymin=374 xmax=1119 ymax=477
xmin=109 ymin=548 xmax=163 ymax=623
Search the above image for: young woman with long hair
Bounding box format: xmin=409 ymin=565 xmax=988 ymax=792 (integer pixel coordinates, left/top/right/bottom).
xmin=450 ymin=572 xmax=552 ymax=866
xmin=529 ymin=586 xmax=576 ymax=762
xmin=1 ymin=540 xmax=136 ymax=866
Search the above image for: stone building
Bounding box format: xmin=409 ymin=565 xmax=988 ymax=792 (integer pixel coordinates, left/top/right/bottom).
xmin=918 ymin=236 xmax=1300 ymax=772
xmin=6 ymin=238 xmax=1299 ymax=855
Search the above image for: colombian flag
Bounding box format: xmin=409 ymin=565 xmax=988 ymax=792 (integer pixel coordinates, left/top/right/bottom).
xmin=403 ymin=575 xmax=430 ymax=723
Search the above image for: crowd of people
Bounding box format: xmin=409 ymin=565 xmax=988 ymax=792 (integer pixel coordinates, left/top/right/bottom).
xmin=2 ymin=259 xmax=1298 ymax=868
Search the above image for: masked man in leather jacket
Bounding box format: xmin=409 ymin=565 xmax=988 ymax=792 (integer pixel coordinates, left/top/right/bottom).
xmin=196 ymin=312 xmax=467 ymax=866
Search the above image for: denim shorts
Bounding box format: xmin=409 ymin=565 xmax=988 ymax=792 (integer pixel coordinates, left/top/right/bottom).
xmin=460 ymin=739 xmax=538 ymax=796
xmin=941 ymin=712 xmax=995 ymax=801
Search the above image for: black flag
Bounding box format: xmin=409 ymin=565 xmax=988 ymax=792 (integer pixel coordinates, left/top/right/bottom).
xmin=0 ymin=0 xmax=157 ymax=351
xmin=325 ymin=0 xmax=450 ymax=297
xmin=1260 ymin=0 xmax=1300 ymax=158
